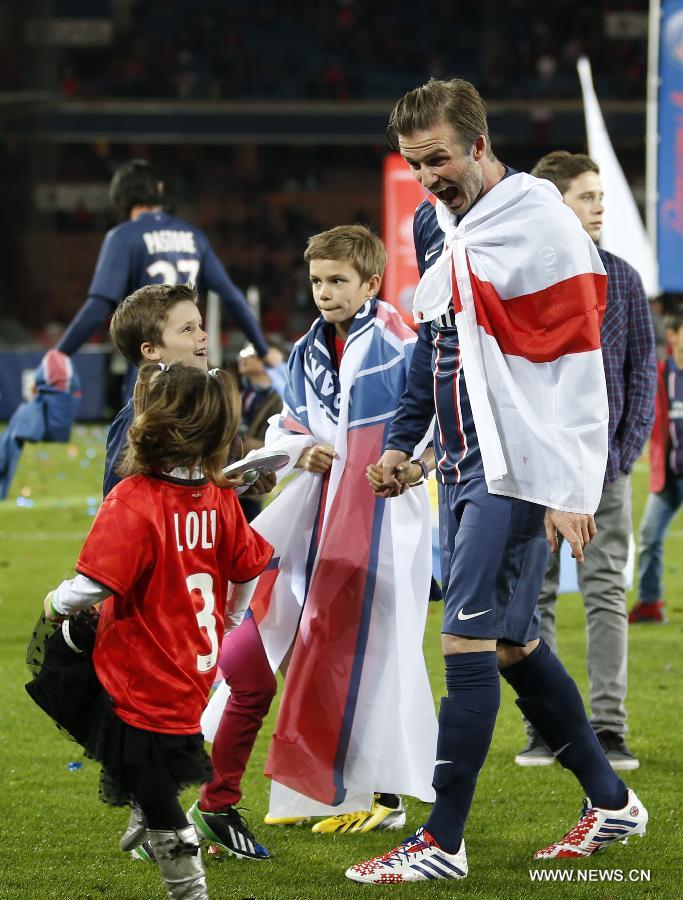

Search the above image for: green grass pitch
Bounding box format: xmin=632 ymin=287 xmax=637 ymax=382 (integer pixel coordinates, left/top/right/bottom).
xmin=0 ymin=426 xmax=681 ymax=899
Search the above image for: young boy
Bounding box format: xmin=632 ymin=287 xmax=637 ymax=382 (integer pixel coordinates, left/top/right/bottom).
xmin=188 ymin=225 xmax=437 ymax=856
xmin=629 ymin=306 xmax=683 ymax=624
xmin=104 ymin=283 xmax=209 ymax=496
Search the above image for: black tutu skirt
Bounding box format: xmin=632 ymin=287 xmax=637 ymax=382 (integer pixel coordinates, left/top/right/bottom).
xmin=26 ymin=613 xmax=213 ymax=806
xmin=25 ymin=611 xmax=102 ymax=745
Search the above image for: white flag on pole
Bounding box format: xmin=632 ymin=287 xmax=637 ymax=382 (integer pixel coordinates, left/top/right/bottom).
xmin=577 ymin=56 xmax=659 ymax=296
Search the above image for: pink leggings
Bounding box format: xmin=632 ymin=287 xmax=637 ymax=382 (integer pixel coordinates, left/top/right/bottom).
xmin=200 ymin=615 xmax=277 ymax=811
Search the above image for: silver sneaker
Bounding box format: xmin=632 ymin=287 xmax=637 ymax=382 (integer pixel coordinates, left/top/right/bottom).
xmin=120 ymin=802 xmax=147 ymax=851
xmin=147 ymin=825 xmax=207 ymax=900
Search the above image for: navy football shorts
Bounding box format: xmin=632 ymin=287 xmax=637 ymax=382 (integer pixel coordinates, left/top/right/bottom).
xmin=438 ymin=477 xmax=550 ymax=645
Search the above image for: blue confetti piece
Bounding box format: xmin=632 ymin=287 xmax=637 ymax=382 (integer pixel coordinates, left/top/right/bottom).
xmin=67 ymin=761 xmax=83 ymax=772
xmin=85 ymin=448 xmax=97 ymax=459
xmin=15 ymin=497 xmax=34 ymax=508
xmin=79 ymin=459 xmax=90 ymax=469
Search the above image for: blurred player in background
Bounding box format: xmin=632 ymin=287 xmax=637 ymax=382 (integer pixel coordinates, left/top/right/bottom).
xmin=48 ymin=159 xmax=282 ymax=391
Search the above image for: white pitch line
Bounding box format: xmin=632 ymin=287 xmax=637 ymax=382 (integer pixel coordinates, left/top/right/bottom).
xmin=0 ymin=496 xmax=101 ymax=511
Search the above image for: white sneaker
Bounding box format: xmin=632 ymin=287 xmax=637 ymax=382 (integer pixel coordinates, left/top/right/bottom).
xmin=345 ymin=826 xmax=467 ymax=883
xmin=534 ymin=788 xmax=648 ymax=859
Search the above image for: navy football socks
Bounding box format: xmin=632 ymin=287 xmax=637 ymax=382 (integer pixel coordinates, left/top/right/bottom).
xmin=424 ymin=651 xmax=500 ymax=852
xmin=500 ymin=639 xmax=627 ymax=810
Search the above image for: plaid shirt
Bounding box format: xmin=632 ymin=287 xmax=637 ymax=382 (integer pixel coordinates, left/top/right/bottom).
xmin=598 ymin=248 xmax=657 ymax=485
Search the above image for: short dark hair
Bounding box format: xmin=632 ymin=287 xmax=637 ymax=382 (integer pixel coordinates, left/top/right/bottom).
xmin=531 ymin=151 xmax=600 ymax=196
xmin=304 ymin=224 xmax=386 ymax=282
xmin=110 ymin=283 xmax=198 ymax=365
xmin=663 ymin=308 xmax=683 ymax=332
xmin=120 ymin=363 xmax=241 ymax=487
xmin=109 ymin=159 xmax=164 ymax=220
xmin=387 ymin=77 xmax=493 ymax=157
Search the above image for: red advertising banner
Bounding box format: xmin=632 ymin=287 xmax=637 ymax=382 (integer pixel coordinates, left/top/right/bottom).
xmin=381 ymin=153 xmax=430 ymax=327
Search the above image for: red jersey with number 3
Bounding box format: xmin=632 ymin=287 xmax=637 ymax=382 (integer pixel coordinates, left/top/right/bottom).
xmin=77 ymin=474 xmax=272 ymax=734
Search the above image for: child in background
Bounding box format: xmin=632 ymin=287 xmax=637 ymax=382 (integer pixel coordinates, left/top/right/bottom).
xmin=236 ymin=342 xmax=284 ymax=521
xmin=32 ymin=363 xmax=273 ymax=900
xmin=630 ymin=307 xmax=683 ymax=624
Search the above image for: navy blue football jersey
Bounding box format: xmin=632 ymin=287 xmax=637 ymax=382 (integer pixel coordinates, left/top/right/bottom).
xmin=387 ymin=169 xmax=517 ymax=483
xmin=89 ymin=211 xmax=222 ymax=300
xmin=58 ymin=210 xmax=268 ymax=358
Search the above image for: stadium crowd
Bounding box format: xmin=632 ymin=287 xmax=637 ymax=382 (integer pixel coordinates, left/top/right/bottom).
xmin=43 ymin=0 xmax=649 ymax=103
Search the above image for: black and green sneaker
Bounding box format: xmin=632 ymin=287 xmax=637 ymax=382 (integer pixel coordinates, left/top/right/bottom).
xmin=188 ymin=801 xmax=271 ymax=860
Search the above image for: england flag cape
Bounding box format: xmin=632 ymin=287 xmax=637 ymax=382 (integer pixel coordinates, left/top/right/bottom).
xmin=415 ymin=172 xmax=609 ymax=514
xmin=237 ymin=299 xmax=436 ymax=817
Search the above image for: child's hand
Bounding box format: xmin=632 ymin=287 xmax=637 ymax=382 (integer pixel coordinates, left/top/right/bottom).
xmin=367 ymin=449 xmax=410 ymax=497
xmin=241 ymin=470 xmax=277 ymax=496
xmin=367 ymin=461 xmax=422 ymax=495
xmin=367 ymin=464 xmax=404 ymax=496
xmin=43 ymin=591 xmax=65 ymax=623
xmin=297 ymin=444 xmax=336 ymax=473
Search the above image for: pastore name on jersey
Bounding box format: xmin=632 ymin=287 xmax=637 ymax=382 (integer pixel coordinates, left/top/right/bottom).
xmin=174 ymin=509 xmax=217 ymax=552
xmin=143 ymin=230 xmax=198 ymax=255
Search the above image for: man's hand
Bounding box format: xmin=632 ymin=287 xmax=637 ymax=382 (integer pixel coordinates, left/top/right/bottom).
xmin=297 ymin=444 xmax=336 ymax=473
xmin=43 ymin=591 xmax=64 ymax=623
xmin=544 ymin=509 xmax=597 ymax=564
xmin=263 ymin=347 xmax=284 ymax=368
xmin=366 ymin=449 xmax=410 ymax=497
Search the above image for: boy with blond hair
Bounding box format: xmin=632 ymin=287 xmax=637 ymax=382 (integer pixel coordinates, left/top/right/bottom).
xmin=189 ymin=225 xmax=437 ymax=856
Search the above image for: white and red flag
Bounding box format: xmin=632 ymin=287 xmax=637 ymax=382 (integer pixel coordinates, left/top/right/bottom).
xmin=414 ymin=172 xmax=608 ymax=514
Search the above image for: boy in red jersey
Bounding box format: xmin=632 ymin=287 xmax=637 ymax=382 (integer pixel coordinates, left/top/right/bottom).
xmin=36 ymin=364 xmax=272 ymax=900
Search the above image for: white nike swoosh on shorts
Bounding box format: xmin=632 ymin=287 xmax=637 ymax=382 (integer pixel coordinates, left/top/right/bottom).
xmin=425 ymin=246 xmax=442 ymax=261
xmin=457 ymin=608 xmax=492 ymax=621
